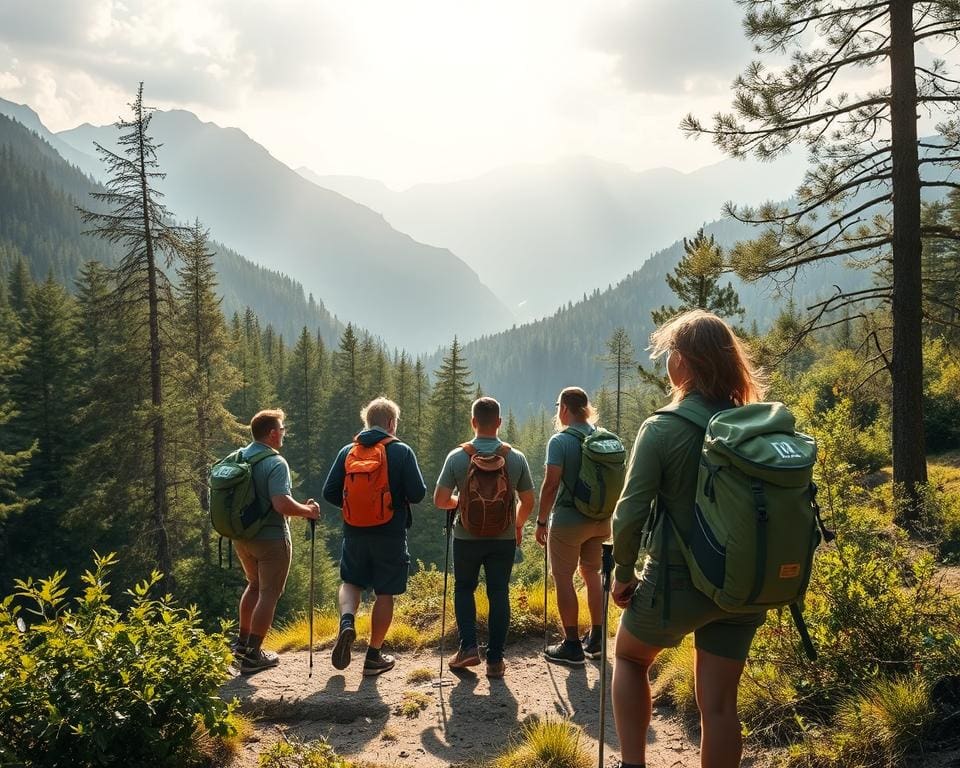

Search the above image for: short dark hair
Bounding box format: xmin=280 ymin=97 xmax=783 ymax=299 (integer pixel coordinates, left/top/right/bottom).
xmin=558 ymin=387 xmax=595 ymax=421
xmin=251 ymin=409 xmax=285 ymax=441
xmin=472 ymin=397 xmax=500 ymax=430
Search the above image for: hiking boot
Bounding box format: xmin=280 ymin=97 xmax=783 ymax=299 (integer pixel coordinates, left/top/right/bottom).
xmin=582 ymin=630 xmax=603 ymax=660
xmin=332 ymin=623 xmax=357 ymax=670
xmin=239 ymin=647 xmax=280 ymax=674
xmin=486 ymin=659 xmax=506 ymax=678
xmin=448 ymin=647 xmax=481 ymax=670
xmin=362 ymin=652 xmax=396 ymax=676
xmin=544 ymin=640 xmax=585 ymax=667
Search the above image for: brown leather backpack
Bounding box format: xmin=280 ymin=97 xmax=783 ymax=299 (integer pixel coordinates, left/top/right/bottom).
xmin=458 ymin=443 xmax=515 ymax=537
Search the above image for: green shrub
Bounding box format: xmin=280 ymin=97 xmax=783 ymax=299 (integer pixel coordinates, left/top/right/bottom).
xmin=0 ymin=552 xmax=236 ymax=767
xmin=258 ymin=736 xmax=351 ymax=768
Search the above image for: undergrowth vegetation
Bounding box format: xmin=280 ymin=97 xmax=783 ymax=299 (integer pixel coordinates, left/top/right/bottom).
xmin=0 ymin=552 xmax=238 ymax=767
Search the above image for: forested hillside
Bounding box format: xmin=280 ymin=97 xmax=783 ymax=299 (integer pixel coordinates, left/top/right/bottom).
xmin=55 ymin=109 xmax=513 ymax=351
xmin=0 ymin=113 xmax=343 ymax=345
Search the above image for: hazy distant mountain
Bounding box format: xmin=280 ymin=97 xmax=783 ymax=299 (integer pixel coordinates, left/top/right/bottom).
xmin=302 ymin=153 xmax=810 ymax=321
xmin=439 ymin=211 xmax=872 ymax=418
xmin=0 ymin=97 xmax=101 ymax=179
xmin=0 ymin=111 xmax=343 ymax=345
xmin=54 ymin=109 xmax=512 ymax=351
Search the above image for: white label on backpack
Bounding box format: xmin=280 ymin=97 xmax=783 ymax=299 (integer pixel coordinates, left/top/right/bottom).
xmin=771 ymin=441 xmax=802 ymax=459
xmin=212 ymin=465 xmax=242 ymax=479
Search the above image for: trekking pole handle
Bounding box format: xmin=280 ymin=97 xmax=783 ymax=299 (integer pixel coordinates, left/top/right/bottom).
xmin=601 ymin=541 xmax=614 ymax=592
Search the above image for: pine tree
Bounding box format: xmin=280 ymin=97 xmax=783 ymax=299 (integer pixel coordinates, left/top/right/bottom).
xmin=426 ymin=337 xmax=474 ymax=477
xmin=599 ymin=327 xmax=636 ymax=436
xmin=78 ymin=83 xmax=184 ymax=585
xmin=651 ymin=228 xmax=745 ymax=325
xmin=503 ymin=408 xmax=519 ymax=445
xmin=173 ymin=221 xmax=242 ymax=562
xmin=681 ymin=2 xmax=960 ymax=525
xmin=327 ymin=324 xmax=363 ymax=448
xmin=410 ymin=358 xmax=429 ymax=456
xmin=282 ymin=327 xmax=324 ymax=499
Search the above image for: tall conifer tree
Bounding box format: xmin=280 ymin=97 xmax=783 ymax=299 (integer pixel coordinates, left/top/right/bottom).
xmin=426 ymin=337 xmax=474 ymax=477
xmin=682 ymin=2 xmax=960 ymax=524
xmin=78 ymin=83 xmax=183 ymax=585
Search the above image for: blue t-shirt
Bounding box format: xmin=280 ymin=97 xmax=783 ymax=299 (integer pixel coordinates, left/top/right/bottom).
xmin=244 ymin=441 xmax=293 ymax=541
xmin=545 ymin=422 xmax=596 ymax=526
xmin=437 ymin=437 xmax=534 ymax=540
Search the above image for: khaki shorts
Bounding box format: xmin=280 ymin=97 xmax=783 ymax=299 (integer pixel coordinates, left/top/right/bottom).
xmin=234 ymin=538 xmax=292 ymax=602
xmin=620 ymin=563 xmax=766 ymax=661
xmin=548 ymin=518 xmax=612 ymax=581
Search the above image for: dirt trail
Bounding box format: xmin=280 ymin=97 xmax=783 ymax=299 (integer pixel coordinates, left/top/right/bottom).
xmin=222 ymin=638 xmax=770 ymax=767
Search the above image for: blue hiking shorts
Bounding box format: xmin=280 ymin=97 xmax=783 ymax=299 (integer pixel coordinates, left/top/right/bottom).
xmin=340 ymin=534 xmax=410 ymax=595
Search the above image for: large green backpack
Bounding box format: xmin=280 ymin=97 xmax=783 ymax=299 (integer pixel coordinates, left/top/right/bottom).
xmin=561 ymin=427 xmax=628 ymax=520
xmin=209 ymin=446 xmax=277 ymax=540
xmin=656 ymin=399 xmax=833 ymax=658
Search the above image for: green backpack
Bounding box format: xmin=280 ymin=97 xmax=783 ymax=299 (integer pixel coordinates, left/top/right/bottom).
xmin=561 ymin=427 xmax=628 ymax=520
xmin=656 ymin=399 xmax=833 ymax=658
xmin=209 ymin=446 xmax=277 ymax=540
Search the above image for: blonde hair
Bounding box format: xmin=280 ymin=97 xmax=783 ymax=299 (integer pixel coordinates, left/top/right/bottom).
xmin=554 ymin=386 xmax=598 ymax=431
xmin=650 ymin=310 xmax=766 ymax=406
xmin=361 ymin=396 xmax=400 ymax=430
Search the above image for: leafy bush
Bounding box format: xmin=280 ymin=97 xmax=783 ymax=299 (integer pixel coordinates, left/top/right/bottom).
xmin=0 ymin=552 xmax=236 ymax=767
xmin=259 ymin=736 xmax=351 ymax=768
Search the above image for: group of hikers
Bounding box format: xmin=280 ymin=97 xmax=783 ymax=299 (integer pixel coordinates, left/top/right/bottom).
xmin=218 ymin=309 xmax=821 ymax=768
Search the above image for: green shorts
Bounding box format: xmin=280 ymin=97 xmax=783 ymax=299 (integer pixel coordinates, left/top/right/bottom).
xmin=620 ymin=563 xmax=766 ymax=662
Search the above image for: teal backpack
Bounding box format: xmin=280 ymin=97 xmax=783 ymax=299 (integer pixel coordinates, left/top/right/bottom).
xmin=654 ymin=399 xmax=833 ymax=659
xmin=561 ymin=427 xmax=628 ymax=520
xmin=209 ymin=446 xmax=277 ymax=541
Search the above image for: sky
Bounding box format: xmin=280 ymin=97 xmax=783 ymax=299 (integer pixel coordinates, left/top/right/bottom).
xmin=0 ymin=1 xmax=950 ymax=188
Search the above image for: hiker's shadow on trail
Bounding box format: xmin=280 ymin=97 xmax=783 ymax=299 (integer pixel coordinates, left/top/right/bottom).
xmin=421 ymin=670 xmax=519 ymax=765
xmin=546 ymin=659 xmax=622 ymax=752
xmin=297 ymin=671 xmax=391 ymax=754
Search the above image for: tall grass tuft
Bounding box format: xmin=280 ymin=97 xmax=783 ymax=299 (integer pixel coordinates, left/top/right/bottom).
xmin=490 ymin=718 xmax=592 ymax=768
xmin=650 ymin=638 xmax=697 ymax=715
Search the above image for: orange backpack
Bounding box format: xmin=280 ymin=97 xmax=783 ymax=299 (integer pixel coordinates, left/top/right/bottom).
xmin=342 ymin=435 xmax=397 ymax=527
xmin=458 ymin=443 xmax=515 ymax=537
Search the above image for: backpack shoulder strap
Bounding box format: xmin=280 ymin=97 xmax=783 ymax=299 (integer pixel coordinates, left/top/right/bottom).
xmin=654 ymin=399 xmax=713 ymax=431
xmin=561 ymin=426 xmax=586 ymax=443
xmin=461 ymin=442 xmax=477 ymax=457
xmin=496 ymin=443 xmax=512 ymax=456
xmin=246 ymin=447 xmax=278 ymax=466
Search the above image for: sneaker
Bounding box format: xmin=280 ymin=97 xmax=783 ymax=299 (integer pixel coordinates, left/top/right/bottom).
xmin=582 ymin=630 xmax=603 ymax=660
xmin=486 ymin=659 xmax=506 ymax=678
xmin=332 ymin=623 xmax=356 ymax=670
xmin=239 ymin=647 xmax=280 ymax=674
xmin=362 ymin=652 xmax=396 ymax=676
xmin=544 ymin=640 xmax=585 ymax=667
xmin=448 ymin=647 xmax=481 ymax=670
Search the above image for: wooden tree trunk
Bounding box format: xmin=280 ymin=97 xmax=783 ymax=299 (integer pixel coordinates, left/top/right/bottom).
xmin=889 ymin=0 xmax=928 ymax=530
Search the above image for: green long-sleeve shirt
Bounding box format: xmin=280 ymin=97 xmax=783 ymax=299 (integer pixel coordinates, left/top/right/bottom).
xmin=612 ymin=394 xmax=722 ymax=583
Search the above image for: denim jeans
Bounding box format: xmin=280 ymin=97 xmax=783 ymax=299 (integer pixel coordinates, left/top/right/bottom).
xmin=452 ymin=538 xmax=515 ymax=663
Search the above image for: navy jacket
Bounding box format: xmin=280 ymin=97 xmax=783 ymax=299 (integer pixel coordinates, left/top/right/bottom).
xmin=322 ymin=428 xmax=426 ymax=537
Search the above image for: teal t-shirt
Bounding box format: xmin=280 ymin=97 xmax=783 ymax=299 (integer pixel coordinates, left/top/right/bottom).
xmin=244 ymin=441 xmax=293 ymax=542
xmin=545 ymin=422 xmax=596 ymax=527
xmin=437 ymin=437 xmax=534 ymax=541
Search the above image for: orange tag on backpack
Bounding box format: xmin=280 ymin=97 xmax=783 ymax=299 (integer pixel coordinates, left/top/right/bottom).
xmin=779 ymin=563 xmax=801 ymax=579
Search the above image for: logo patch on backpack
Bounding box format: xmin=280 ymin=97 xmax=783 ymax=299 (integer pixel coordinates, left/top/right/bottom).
xmin=459 ymin=443 xmax=515 ymax=537
xmin=343 ymin=436 xmax=397 ymax=527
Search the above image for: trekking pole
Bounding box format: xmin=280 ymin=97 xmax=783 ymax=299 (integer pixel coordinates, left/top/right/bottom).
xmin=433 ymin=508 xmax=455 ymax=688
xmin=543 ymin=533 xmax=549 ymax=651
xmin=308 ymin=518 xmax=316 ymax=678
xmin=598 ymin=541 xmax=614 ymax=768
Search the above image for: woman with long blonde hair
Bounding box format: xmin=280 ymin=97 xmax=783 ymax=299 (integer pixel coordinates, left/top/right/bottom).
xmin=611 ymin=310 xmax=766 ymax=768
